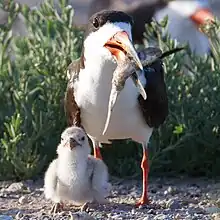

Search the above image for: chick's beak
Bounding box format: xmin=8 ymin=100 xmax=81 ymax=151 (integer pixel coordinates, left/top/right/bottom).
xmin=69 ymin=138 xmax=81 ymax=150
xmin=104 ymin=31 xmax=143 ymax=70
xmin=190 ymin=7 xmax=214 ymax=30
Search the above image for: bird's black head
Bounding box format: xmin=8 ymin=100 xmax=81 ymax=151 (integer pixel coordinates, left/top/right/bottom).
xmin=85 ymin=10 xmax=134 ymax=37
xmin=83 ymin=10 xmax=142 ymax=71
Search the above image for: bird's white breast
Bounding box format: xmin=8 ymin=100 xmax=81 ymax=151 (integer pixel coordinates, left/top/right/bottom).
xmin=74 ymin=58 xmax=152 ymax=144
xmin=56 ymin=155 xmax=92 ymax=204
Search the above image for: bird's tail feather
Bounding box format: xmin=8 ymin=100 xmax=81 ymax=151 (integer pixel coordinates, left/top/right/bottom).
xmin=160 ymin=47 xmax=185 ymax=59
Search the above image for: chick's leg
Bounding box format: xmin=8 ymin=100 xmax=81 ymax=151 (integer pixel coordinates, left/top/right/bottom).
xmin=92 ymin=140 xmax=103 ymax=160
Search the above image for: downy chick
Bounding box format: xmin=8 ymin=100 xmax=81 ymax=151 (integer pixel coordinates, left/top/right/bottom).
xmin=44 ymin=126 xmax=111 ymax=213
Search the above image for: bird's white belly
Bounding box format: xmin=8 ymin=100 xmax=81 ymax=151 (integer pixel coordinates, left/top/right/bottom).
xmin=74 ymin=62 xmax=153 ymax=143
xmin=57 ymin=163 xmax=93 ymax=204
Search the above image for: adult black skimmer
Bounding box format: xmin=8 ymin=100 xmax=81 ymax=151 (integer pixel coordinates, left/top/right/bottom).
xmin=64 ymin=10 xmax=168 ymax=206
xmin=89 ymin=0 xmax=214 ymax=54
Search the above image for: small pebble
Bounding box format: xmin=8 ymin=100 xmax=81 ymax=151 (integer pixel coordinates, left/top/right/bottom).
xmin=164 ymin=186 xmax=177 ymax=196
xmin=216 ymin=199 xmax=220 ymax=207
xmin=147 ymin=209 xmax=156 ymax=215
xmin=0 ymin=215 xmax=13 ymax=220
xmin=154 ymin=214 xmax=167 ymax=220
xmin=166 ymin=199 xmax=181 ymax=210
xmin=167 ymin=186 xmax=177 ymax=195
xmin=15 ymin=212 xmax=23 ymax=219
xmin=212 ymin=213 xmax=220 ymax=220
xmin=174 ymin=213 xmax=181 ymax=219
xmin=6 ymin=182 xmax=25 ymax=193
xmin=205 ymin=206 xmax=220 ymax=214
xmin=131 ymin=209 xmax=135 ymax=215
xmin=69 ymin=211 xmax=95 ymax=220
xmin=19 ymin=195 xmax=29 ymax=204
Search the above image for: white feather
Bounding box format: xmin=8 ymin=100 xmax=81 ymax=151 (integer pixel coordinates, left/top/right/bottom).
xmin=44 ymin=127 xmax=110 ymax=205
xmin=44 ymin=159 xmax=60 ymax=203
xmin=74 ymin=22 xmax=153 ymax=144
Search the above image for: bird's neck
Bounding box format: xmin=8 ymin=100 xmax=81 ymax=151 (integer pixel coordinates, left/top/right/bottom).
xmin=78 ymin=53 xmax=117 ymax=97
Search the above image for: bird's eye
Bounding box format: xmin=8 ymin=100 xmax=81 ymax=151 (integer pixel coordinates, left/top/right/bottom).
xmin=93 ymin=18 xmax=99 ymax=28
xmin=81 ymin=136 xmax=85 ymax=141
xmin=61 ymin=137 xmax=64 ymax=141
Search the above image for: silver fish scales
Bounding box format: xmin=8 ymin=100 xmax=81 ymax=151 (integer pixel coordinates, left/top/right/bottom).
xmin=102 ymin=47 xmax=162 ymax=135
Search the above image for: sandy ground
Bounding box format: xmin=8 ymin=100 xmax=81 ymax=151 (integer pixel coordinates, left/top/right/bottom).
xmin=1 ymin=176 xmax=220 ymax=219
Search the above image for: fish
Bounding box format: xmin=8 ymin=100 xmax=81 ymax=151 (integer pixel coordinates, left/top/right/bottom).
xmin=102 ymin=47 xmax=163 ymax=135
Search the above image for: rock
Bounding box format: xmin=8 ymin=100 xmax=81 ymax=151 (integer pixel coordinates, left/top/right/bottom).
xmin=0 ymin=189 xmax=6 ymax=197
xmin=216 ymin=198 xmax=220 ymax=207
xmin=15 ymin=212 xmax=23 ymax=219
xmin=205 ymin=192 xmax=212 ymax=199
xmin=166 ymin=199 xmax=181 ymax=210
xmin=153 ymin=214 xmax=168 ymax=220
xmin=20 ymin=216 xmax=31 ymax=220
xmin=168 ymin=186 xmax=177 ymax=194
xmin=205 ymin=206 xmax=220 ymax=214
xmin=212 ymin=213 xmax=220 ymax=220
xmin=6 ymin=182 xmax=25 ymax=193
xmin=131 ymin=209 xmax=135 ymax=215
xmin=164 ymin=186 xmax=177 ymax=196
xmin=69 ymin=211 xmax=95 ymax=220
xmin=198 ymin=200 xmax=208 ymax=206
xmin=164 ymin=190 xmax=169 ymax=196
xmin=18 ymin=195 xmax=29 ymax=204
xmin=174 ymin=213 xmax=181 ymax=219
xmin=147 ymin=209 xmax=156 ymax=215
xmin=0 ymin=215 xmax=13 ymax=220
xmin=111 ymin=214 xmax=124 ymax=220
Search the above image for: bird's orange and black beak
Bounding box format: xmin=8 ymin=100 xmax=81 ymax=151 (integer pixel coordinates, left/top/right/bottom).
xmin=190 ymin=7 xmax=214 ymax=31
xmin=104 ymin=31 xmax=143 ymax=71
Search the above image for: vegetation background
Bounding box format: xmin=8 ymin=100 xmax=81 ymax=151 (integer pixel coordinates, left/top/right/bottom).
xmin=1 ymin=0 xmax=220 ymax=181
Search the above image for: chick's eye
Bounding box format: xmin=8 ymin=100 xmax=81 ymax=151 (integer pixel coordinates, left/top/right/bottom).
xmin=81 ymin=136 xmax=85 ymax=141
xmin=93 ymin=18 xmax=99 ymax=28
xmin=61 ymin=137 xmax=64 ymax=141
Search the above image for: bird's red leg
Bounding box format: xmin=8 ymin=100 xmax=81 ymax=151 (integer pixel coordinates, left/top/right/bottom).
xmin=92 ymin=141 xmax=103 ymax=160
xmin=136 ymin=143 xmax=150 ymax=206
xmin=94 ymin=147 xmax=103 ymax=160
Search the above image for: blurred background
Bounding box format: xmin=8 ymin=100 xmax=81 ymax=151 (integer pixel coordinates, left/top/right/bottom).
xmin=1 ymin=0 xmax=220 ymax=43
xmin=1 ymin=0 xmax=220 ymax=181
xmin=1 ymin=0 xmax=220 ymax=74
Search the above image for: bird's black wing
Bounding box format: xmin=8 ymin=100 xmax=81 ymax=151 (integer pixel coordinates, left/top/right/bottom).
xmin=64 ymin=56 xmax=84 ymax=127
xmin=138 ymin=59 xmax=168 ymax=128
xmin=137 ymin=47 xmax=184 ymax=128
